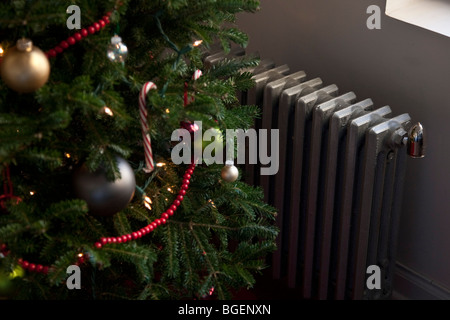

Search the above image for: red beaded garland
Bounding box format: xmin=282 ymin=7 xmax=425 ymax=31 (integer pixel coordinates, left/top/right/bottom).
xmin=6 ymin=117 xmax=195 ymax=275
xmin=74 ymin=32 xmax=82 ymax=41
xmin=60 ymin=41 xmax=69 ymax=49
xmin=45 ymin=15 xmax=109 ymax=59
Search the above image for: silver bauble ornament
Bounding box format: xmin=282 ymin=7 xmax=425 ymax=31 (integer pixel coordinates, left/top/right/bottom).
xmin=73 ymin=156 xmax=136 ymax=217
xmin=0 ymin=38 xmax=50 ymax=93
xmin=221 ymin=161 xmax=239 ymax=182
xmin=106 ymin=35 xmax=128 ymax=63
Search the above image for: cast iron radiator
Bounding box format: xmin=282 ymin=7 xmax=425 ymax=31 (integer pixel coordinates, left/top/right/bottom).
xmin=203 ymin=48 xmax=425 ymax=300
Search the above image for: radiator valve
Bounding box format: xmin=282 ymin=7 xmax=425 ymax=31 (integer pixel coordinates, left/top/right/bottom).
xmin=402 ymin=122 xmax=425 ymax=158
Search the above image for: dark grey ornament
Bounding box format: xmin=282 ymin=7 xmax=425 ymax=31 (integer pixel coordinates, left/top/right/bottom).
xmin=73 ymin=156 xmax=136 ymax=217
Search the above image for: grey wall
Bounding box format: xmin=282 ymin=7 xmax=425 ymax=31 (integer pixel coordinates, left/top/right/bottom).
xmin=238 ymin=0 xmax=450 ymax=297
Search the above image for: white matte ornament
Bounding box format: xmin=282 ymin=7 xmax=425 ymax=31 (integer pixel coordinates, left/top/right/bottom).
xmin=221 ymin=161 xmax=239 ymax=182
xmin=107 ymin=35 xmax=128 ymax=62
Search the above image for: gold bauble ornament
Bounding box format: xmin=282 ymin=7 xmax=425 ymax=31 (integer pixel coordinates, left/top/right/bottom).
xmin=1 ymin=38 xmax=50 ymax=93
xmin=221 ymin=161 xmax=239 ymax=182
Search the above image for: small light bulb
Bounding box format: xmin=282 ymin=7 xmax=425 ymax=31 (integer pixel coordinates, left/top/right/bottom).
xmin=144 ymin=195 xmax=152 ymax=210
xmin=0 ymin=46 xmax=4 ymax=57
xmin=144 ymin=196 xmax=152 ymax=204
xmin=208 ymin=199 xmax=216 ymax=208
xmin=65 ymin=153 xmax=71 ymax=159
xmin=193 ymin=40 xmax=203 ymax=47
xmin=29 ymin=191 xmax=35 ymax=196
xmin=77 ymin=253 xmax=84 ymax=258
xmin=103 ymin=106 xmax=114 ymax=116
xmin=156 ymin=162 xmax=165 ymax=167
xmin=167 ymin=187 xmax=172 ymax=193
xmin=165 ymin=108 xmax=170 ymax=114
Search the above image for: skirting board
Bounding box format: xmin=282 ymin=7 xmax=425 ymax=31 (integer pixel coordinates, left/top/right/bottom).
xmin=392 ymin=262 xmax=450 ymax=300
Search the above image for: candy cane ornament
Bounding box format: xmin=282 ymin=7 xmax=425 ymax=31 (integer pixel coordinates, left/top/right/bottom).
xmin=139 ymin=82 xmax=157 ymax=173
xmin=193 ymin=69 xmax=202 ymax=80
xmin=140 ymin=70 xmax=202 ymax=171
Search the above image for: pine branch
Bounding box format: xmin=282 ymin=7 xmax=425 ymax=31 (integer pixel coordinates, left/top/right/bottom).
xmin=162 ymin=223 xmax=180 ymax=279
xmin=0 ymin=0 xmax=278 ymax=300
xmin=177 ymin=225 xmax=195 ymax=291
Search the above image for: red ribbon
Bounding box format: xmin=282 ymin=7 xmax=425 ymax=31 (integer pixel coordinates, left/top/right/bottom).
xmin=184 ymin=82 xmax=189 ymax=106
xmin=0 ymin=166 xmax=22 ymax=209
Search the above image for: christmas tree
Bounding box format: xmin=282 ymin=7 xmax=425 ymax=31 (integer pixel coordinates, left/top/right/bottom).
xmin=0 ymin=0 xmax=278 ymax=300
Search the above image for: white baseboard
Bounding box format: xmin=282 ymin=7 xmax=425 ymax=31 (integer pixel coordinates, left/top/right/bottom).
xmin=393 ymin=262 xmax=450 ymax=300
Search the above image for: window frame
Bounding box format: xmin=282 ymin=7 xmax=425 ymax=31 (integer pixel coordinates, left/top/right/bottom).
xmin=385 ymin=0 xmax=450 ymax=38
